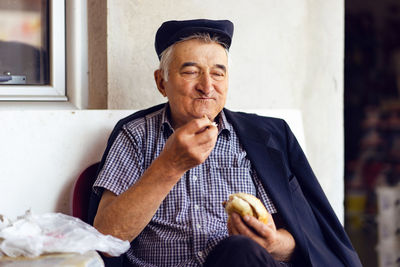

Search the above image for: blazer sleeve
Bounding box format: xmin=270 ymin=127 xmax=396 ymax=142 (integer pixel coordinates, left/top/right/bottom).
xmin=282 ymin=121 xmax=362 ymax=267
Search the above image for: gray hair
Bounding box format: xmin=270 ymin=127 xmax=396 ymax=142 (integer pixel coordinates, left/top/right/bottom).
xmin=158 ymin=33 xmax=229 ymax=81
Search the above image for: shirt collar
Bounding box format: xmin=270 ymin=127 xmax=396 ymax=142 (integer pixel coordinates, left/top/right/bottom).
xmin=217 ymin=109 xmax=232 ymax=139
xmin=160 ymin=105 xmax=174 ymax=137
xmin=160 ymin=104 xmax=232 ymax=139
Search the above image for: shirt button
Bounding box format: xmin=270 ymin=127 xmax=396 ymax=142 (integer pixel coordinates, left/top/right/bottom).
xmin=196 ymin=224 xmax=201 ymax=229
xmin=194 ymin=204 xmax=200 ymax=210
xmin=193 ymin=175 xmax=198 ymax=181
xmin=197 ymin=251 xmax=203 ymax=257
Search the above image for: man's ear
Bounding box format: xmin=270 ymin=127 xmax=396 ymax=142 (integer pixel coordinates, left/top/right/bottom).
xmin=154 ymin=70 xmax=167 ymax=97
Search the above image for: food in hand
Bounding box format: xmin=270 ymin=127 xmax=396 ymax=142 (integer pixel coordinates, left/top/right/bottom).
xmin=203 ymin=114 xmax=218 ymax=127
xmin=223 ymin=193 xmax=269 ymax=224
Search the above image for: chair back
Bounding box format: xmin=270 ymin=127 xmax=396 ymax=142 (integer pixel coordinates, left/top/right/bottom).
xmin=72 ymin=162 xmax=100 ymax=223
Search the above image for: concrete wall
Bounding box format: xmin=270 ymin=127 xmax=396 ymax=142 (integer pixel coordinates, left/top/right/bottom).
xmin=302 ymin=1 xmax=344 ymax=217
xmin=88 ymin=0 xmax=108 ymax=109
xmin=101 ymin=1 xmax=344 ymax=218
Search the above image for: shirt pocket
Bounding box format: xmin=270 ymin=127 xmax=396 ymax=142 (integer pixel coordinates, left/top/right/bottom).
xmin=205 ymin=166 xmax=256 ymax=223
xmin=209 ymin=151 xmax=250 ymax=169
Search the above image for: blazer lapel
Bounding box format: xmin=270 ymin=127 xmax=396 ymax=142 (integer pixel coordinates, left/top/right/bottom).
xmin=224 ymin=109 xmax=310 ymax=264
xmin=224 ymin=109 xmax=294 ymax=213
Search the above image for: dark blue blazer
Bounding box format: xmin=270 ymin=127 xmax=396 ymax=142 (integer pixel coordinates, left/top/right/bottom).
xmin=88 ymin=103 xmax=362 ymax=267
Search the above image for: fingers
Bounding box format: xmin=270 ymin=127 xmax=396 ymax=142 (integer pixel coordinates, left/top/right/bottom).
xmin=196 ymin=127 xmax=218 ymax=148
xmin=229 ymin=213 xmax=274 ymax=242
xmin=176 ymin=116 xmax=218 ymax=152
xmin=228 ymin=213 xmax=274 ymax=252
xmin=160 ymin=116 xmax=218 ymax=173
xmin=227 ymin=213 xmax=296 ymax=261
xmin=227 ymin=217 xmax=234 ymax=235
xmin=242 ymin=215 xmax=273 ymax=239
xmin=230 ymin=213 xmax=259 ymax=237
xmin=227 ymin=216 xmax=240 ymax=235
xmin=183 ymin=115 xmax=217 ymax=135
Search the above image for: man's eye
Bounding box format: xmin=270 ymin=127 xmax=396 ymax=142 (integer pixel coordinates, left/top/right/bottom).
xmin=211 ymin=72 xmax=225 ymax=80
xmin=181 ymin=71 xmax=199 ymax=79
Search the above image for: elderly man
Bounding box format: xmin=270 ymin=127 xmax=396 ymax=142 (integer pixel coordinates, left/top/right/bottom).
xmin=89 ymin=19 xmax=361 ymax=267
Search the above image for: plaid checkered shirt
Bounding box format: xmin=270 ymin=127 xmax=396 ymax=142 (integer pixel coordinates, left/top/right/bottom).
xmin=94 ymin=106 xmax=278 ymax=266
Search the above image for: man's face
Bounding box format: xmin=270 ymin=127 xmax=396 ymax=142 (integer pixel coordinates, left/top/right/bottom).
xmin=157 ymin=39 xmax=229 ymax=128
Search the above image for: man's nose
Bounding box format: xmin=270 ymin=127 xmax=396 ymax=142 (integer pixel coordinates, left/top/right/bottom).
xmin=197 ymin=72 xmax=213 ymax=95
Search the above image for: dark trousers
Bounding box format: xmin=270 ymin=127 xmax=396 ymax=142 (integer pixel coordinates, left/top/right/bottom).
xmin=102 ymin=235 xmax=290 ymax=267
xmin=204 ymin=235 xmax=290 ymax=267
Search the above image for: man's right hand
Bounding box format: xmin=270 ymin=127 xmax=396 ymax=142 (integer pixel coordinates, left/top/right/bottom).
xmin=158 ymin=115 xmax=218 ymax=177
xmin=94 ymin=115 xmax=218 ymax=243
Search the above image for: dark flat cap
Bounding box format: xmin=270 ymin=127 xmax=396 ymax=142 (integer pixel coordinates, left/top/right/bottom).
xmin=155 ymin=19 xmax=234 ymax=59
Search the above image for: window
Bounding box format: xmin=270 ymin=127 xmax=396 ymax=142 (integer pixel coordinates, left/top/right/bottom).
xmin=0 ymin=0 xmax=49 ymax=85
xmin=0 ymin=0 xmax=88 ymax=106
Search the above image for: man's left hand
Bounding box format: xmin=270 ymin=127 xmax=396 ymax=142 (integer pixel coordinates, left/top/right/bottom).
xmin=227 ymin=212 xmax=295 ymax=262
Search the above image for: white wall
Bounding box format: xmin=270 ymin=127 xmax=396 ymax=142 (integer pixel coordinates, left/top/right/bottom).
xmin=107 ymin=0 xmax=310 ymax=109
xmin=106 ymin=0 xmax=344 ymax=219
xmin=0 ymin=110 xmax=131 ymax=219
xmin=0 ymin=109 xmax=304 ymax=219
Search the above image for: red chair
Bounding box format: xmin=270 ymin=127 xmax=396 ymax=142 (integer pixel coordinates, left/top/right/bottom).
xmin=72 ymin=162 xmax=100 ymax=223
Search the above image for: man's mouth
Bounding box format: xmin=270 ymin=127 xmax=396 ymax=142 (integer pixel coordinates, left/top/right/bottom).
xmin=196 ymin=97 xmax=214 ymax=100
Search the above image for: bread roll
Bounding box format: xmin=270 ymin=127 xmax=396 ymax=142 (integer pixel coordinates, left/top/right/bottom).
xmin=223 ymin=193 xmax=269 ymax=224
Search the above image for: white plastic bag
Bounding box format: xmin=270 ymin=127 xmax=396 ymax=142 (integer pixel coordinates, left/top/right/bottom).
xmin=0 ymin=214 xmax=11 ymax=257
xmin=0 ymin=210 xmax=130 ymax=258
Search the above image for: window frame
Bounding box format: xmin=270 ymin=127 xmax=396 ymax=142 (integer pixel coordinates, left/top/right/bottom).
xmin=0 ymin=0 xmax=88 ymax=108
